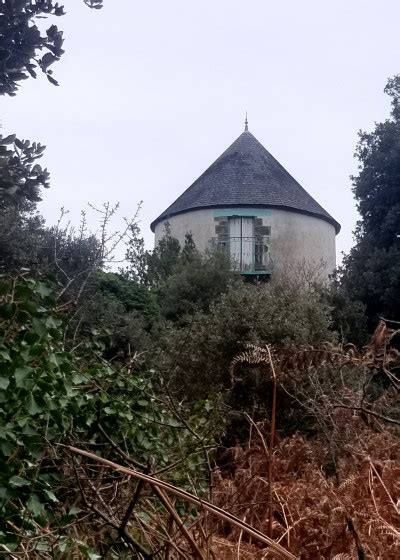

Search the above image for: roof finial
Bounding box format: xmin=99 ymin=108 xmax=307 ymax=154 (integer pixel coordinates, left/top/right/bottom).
xmin=245 ymin=111 xmax=249 ymax=131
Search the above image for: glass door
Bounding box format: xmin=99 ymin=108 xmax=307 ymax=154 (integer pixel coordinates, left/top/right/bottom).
xmin=241 ymin=217 xmax=254 ymax=270
xmin=229 ymin=217 xmax=242 ymax=269
xmin=228 ymin=217 xmax=254 ymax=271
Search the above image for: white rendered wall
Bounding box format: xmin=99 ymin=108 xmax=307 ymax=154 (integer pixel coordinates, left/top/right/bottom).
xmin=154 ymin=207 xmax=337 ymax=279
xmin=154 ymin=209 xmax=216 ymax=252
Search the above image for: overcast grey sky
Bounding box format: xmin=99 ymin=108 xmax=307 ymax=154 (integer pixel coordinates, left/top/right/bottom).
xmin=3 ymin=0 xmax=400 ymax=260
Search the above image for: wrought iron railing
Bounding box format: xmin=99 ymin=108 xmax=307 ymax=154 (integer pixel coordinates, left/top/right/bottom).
xmin=211 ymin=236 xmax=272 ymax=273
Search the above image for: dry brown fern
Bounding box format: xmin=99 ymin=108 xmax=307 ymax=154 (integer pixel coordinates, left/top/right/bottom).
xmin=230 ymin=319 xmax=400 ymax=386
xmin=224 ymin=323 xmax=400 ymax=559
xmin=210 ymin=426 xmax=400 ymax=558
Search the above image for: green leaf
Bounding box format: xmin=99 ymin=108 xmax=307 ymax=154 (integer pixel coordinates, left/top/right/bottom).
xmin=15 ymin=367 xmax=32 ymax=388
xmin=0 ymin=349 xmax=11 ymax=362
xmin=15 ymin=284 xmax=33 ymax=299
xmin=27 ymin=494 xmax=45 ymax=516
xmin=9 ymin=476 xmax=30 ymax=487
xmin=72 ymin=373 xmax=87 ymax=384
xmin=32 ymin=318 xmax=47 ymax=337
xmin=36 ymin=283 xmax=52 ymax=299
xmin=0 ymin=377 xmax=10 ymax=390
xmin=26 ymin=394 xmax=42 ymax=415
xmin=0 ymin=303 xmax=15 ymax=319
xmin=141 ymin=436 xmax=151 ymax=450
xmin=24 ymin=332 xmax=40 ymax=345
xmin=34 ymin=542 xmax=50 ymax=552
xmin=21 ymin=301 xmax=38 ymax=315
xmin=43 ymin=489 xmax=59 ymax=503
xmin=45 ymin=316 xmax=61 ymax=329
xmin=68 ymin=505 xmax=83 ymax=515
xmin=204 ymin=400 xmax=212 ymax=412
xmin=1 ymin=441 xmax=14 ymax=456
xmin=85 ymin=552 xmax=102 ymax=560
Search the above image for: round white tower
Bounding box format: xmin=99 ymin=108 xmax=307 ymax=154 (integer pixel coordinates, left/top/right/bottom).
xmin=151 ymin=125 xmax=340 ymax=279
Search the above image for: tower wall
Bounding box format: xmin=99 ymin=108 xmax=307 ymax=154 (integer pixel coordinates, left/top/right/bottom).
xmin=154 ymin=207 xmax=337 ymax=279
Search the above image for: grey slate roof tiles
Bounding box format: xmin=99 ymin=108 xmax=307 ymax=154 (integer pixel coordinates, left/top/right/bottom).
xmin=150 ymin=130 xmax=340 ymax=233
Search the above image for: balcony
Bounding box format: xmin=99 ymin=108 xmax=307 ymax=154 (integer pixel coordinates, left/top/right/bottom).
xmin=211 ymin=236 xmax=273 ymax=274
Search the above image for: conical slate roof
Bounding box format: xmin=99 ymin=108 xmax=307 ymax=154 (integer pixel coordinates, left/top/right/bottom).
xmin=150 ymin=129 xmax=340 ymax=233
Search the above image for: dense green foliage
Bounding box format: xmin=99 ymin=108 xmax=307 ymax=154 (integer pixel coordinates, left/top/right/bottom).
xmin=0 ymin=134 xmax=49 ymax=202
xmin=159 ymin=277 xmax=335 ymax=400
xmin=0 ymin=275 xmax=218 ymax=555
xmin=341 ymin=75 xmax=400 ymax=326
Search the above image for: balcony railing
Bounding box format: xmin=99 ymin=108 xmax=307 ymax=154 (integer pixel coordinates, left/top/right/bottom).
xmin=211 ymin=236 xmax=273 ymax=273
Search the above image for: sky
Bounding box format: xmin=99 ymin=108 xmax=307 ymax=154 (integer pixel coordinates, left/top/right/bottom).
xmin=3 ymin=0 xmax=400 ymax=262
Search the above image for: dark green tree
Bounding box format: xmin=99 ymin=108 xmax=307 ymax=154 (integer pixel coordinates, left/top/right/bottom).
xmin=0 ymin=0 xmax=102 ymax=96
xmin=0 ymin=133 xmax=51 ymax=271
xmin=0 ymin=0 xmax=103 ymax=201
xmin=124 ymin=222 xmax=235 ymax=323
xmin=341 ymin=75 xmax=400 ymax=326
xmin=0 ymin=134 xmax=49 ymax=201
xmin=145 ymin=222 xmax=182 ymax=285
xmin=157 ymin=249 xmax=234 ymax=323
xmin=80 ymin=271 xmax=160 ymax=359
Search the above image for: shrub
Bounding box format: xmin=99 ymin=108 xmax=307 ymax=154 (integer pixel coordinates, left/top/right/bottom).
xmin=159 ymin=279 xmax=335 ymax=400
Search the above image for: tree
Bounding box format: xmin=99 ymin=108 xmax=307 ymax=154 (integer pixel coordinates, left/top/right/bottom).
xmin=145 ymin=222 xmax=182 ymax=285
xmin=0 ymin=0 xmax=103 ymax=96
xmin=341 ymin=75 xmax=400 ymax=326
xmin=156 ymin=248 xmax=234 ymax=323
xmin=0 ymin=134 xmax=49 ymax=201
xmin=0 ymin=133 xmax=51 ymax=272
xmin=80 ymin=271 xmax=159 ymax=360
xmin=0 ymin=0 xmax=103 ymax=202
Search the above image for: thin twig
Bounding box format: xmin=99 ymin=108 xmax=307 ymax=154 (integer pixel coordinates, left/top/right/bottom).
xmin=331 ymin=404 xmax=400 ymax=426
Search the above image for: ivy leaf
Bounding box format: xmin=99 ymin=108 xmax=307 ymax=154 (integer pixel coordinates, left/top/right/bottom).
xmin=36 ymin=283 xmax=52 ymax=299
xmin=43 ymin=489 xmax=59 ymax=503
xmin=0 ymin=349 xmax=11 ymax=362
xmin=0 ymin=377 xmax=10 ymax=390
xmin=9 ymin=476 xmax=30 ymax=487
xmin=21 ymin=300 xmax=38 ymax=315
xmin=0 ymin=303 xmax=15 ymax=319
xmin=68 ymin=506 xmax=83 ymax=515
xmin=15 ymin=367 xmax=32 ymax=388
xmin=32 ymin=318 xmax=47 ymax=337
xmin=27 ymin=494 xmax=45 ymax=516
xmin=26 ymin=394 xmax=42 ymax=415
xmin=1 ymin=441 xmax=14 ymax=456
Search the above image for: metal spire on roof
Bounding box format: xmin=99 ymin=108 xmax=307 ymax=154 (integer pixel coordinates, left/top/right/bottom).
xmin=244 ymin=111 xmax=249 ymax=131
